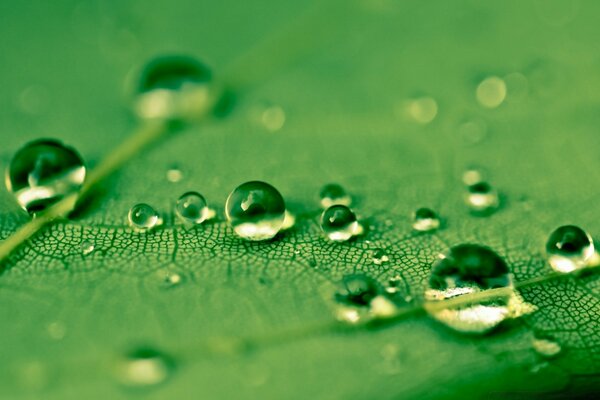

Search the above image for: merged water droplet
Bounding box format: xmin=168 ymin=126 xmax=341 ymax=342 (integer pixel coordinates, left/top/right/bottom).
xmin=320 ymin=205 xmax=360 ymax=242
xmin=6 ymin=139 xmax=86 ymax=214
xmin=425 ymin=244 xmax=515 ymax=333
xmin=134 ymin=55 xmax=215 ymax=121
xmin=545 ymin=225 xmax=594 ymax=273
xmin=116 ymin=347 xmax=175 ymax=388
xmin=372 ymin=248 xmax=389 ymax=265
xmin=128 ymin=203 xmax=160 ymax=232
xmin=319 ymin=183 xmax=351 ymax=208
xmin=412 ymin=207 xmax=441 ymax=232
xmin=476 ymin=76 xmax=507 ymax=108
xmin=464 ymin=182 xmax=499 ymax=215
xmin=175 ymin=191 xmax=210 ymax=225
xmin=225 ymin=181 xmax=286 ymax=241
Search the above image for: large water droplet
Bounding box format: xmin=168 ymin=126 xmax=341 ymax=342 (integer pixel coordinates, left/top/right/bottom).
xmin=464 ymin=182 xmax=499 ymax=215
xmin=134 ymin=55 xmax=214 ymax=121
xmin=412 ymin=207 xmax=441 ymax=232
xmin=116 ymin=347 xmax=175 ymax=388
xmin=175 ymin=191 xmax=210 ymax=225
xmin=476 ymin=76 xmax=507 ymax=108
xmin=425 ymin=244 xmax=515 ymax=333
xmin=225 ymin=181 xmax=286 ymax=241
xmin=319 ymin=183 xmax=351 ymax=208
xmin=6 ymin=139 xmax=86 ymax=214
xmin=545 ymin=225 xmax=594 ymax=273
xmin=320 ymin=205 xmax=360 ymax=242
xmin=128 ymin=203 xmax=160 ymax=232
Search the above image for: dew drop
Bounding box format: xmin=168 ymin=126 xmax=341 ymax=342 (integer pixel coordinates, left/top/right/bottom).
xmin=166 ymin=166 xmax=183 ymax=183
xmin=175 ymin=191 xmax=210 ymax=225
xmin=319 ymin=183 xmax=351 ymax=208
xmin=461 ymin=168 xmax=485 ymax=186
xmin=225 ymin=181 xmax=286 ymax=241
xmin=80 ymin=240 xmax=95 ymax=255
xmin=46 ymin=321 xmax=67 ymax=340
xmin=335 ymin=274 xmax=380 ymax=307
xmin=261 ymin=105 xmax=286 ymax=132
xmin=128 ymin=203 xmax=160 ymax=232
xmin=532 ymin=337 xmax=562 ymax=358
xmin=476 ymin=76 xmax=507 ymax=108
xmin=320 ymin=205 xmax=360 ymax=242
xmin=458 ymin=119 xmax=488 ymax=145
xmin=412 ymin=207 xmax=441 ymax=232
xmin=464 ymin=182 xmax=499 ymax=215
xmin=6 ymin=139 xmax=86 ymax=214
xmin=545 ymin=225 xmax=594 ymax=273
xmin=134 ymin=55 xmax=215 ymax=121
xmin=372 ymin=248 xmax=389 ymax=265
xmin=425 ymin=244 xmax=515 ymax=333
xmin=406 ymin=97 xmax=438 ymax=124
xmin=116 ymin=347 xmax=175 ymax=388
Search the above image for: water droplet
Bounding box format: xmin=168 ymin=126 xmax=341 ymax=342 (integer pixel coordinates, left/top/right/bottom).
xmin=46 ymin=321 xmax=66 ymax=340
xmin=164 ymin=273 xmax=182 ymax=288
xmin=476 ymin=76 xmax=507 ymax=108
xmin=532 ymin=337 xmax=562 ymax=358
xmin=461 ymin=168 xmax=485 ymax=186
xmin=458 ymin=119 xmax=487 ymax=145
xmin=6 ymin=139 xmax=86 ymax=214
xmin=412 ymin=207 xmax=441 ymax=232
xmin=116 ymin=347 xmax=175 ymax=388
xmin=425 ymin=244 xmax=514 ymax=333
xmin=319 ymin=183 xmax=351 ymax=208
xmin=225 ymin=181 xmax=286 ymax=241
xmin=372 ymin=248 xmax=389 ymax=265
xmin=385 ymin=275 xmax=404 ymax=294
xmin=128 ymin=203 xmax=161 ymax=232
xmin=335 ymin=274 xmax=380 ymax=307
xmin=166 ymin=166 xmax=183 ymax=183
xmin=261 ymin=105 xmax=286 ymax=132
xmin=81 ymin=240 xmax=94 ymax=255
xmin=406 ymin=97 xmax=438 ymax=124
xmin=134 ymin=55 xmax=215 ymax=121
xmin=464 ymin=182 xmax=499 ymax=215
xmin=320 ymin=205 xmax=360 ymax=242
xmin=175 ymin=191 xmax=210 ymax=225
xmin=545 ymin=225 xmax=594 ymax=273
xmin=281 ymin=210 xmax=296 ymax=230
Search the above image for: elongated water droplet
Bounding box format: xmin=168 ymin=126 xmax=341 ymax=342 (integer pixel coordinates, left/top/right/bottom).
xmin=128 ymin=203 xmax=160 ymax=232
xmin=319 ymin=183 xmax=351 ymax=208
xmin=412 ymin=207 xmax=441 ymax=232
xmin=465 ymin=182 xmax=499 ymax=215
xmin=6 ymin=139 xmax=86 ymax=214
xmin=134 ymin=55 xmax=215 ymax=121
xmin=372 ymin=248 xmax=389 ymax=265
xmin=81 ymin=240 xmax=95 ymax=255
xmin=532 ymin=336 xmax=562 ymax=358
xmin=320 ymin=205 xmax=360 ymax=242
xmin=545 ymin=225 xmax=594 ymax=273
xmin=175 ymin=191 xmax=210 ymax=225
xmin=476 ymin=76 xmax=506 ymax=108
xmin=116 ymin=347 xmax=175 ymax=388
xmin=225 ymin=181 xmax=286 ymax=241
xmin=425 ymin=244 xmax=514 ymax=333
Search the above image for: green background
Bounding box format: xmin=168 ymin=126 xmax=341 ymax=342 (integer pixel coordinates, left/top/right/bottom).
xmin=0 ymin=0 xmax=599 ymax=398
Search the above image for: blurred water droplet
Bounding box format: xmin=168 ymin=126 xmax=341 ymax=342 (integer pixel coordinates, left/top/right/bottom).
xmin=225 ymin=181 xmax=286 ymax=241
xmin=464 ymin=182 xmax=499 ymax=215
xmin=459 ymin=119 xmax=487 ymax=145
xmin=116 ymin=347 xmax=175 ymax=388
xmin=476 ymin=76 xmax=507 ymax=108
xmin=425 ymin=244 xmax=515 ymax=333
xmin=319 ymin=183 xmax=351 ymax=208
xmin=128 ymin=203 xmax=161 ymax=232
xmin=461 ymin=168 xmax=485 ymax=186
xmin=335 ymin=274 xmax=380 ymax=307
xmin=166 ymin=166 xmax=183 ymax=183
xmin=372 ymin=248 xmax=389 ymax=265
xmin=81 ymin=240 xmax=95 ymax=255
xmin=412 ymin=207 xmax=440 ymax=232
xmin=406 ymin=97 xmax=438 ymax=124
xmin=261 ymin=105 xmax=286 ymax=132
xmin=46 ymin=321 xmax=67 ymax=340
xmin=6 ymin=139 xmax=86 ymax=214
xmin=532 ymin=337 xmax=562 ymax=358
xmin=175 ymin=191 xmax=210 ymax=225
xmin=320 ymin=205 xmax=360 ymax=242
xmin=134 ymin=55 xmax=215 ymax=121
xmin=545 ymin=225 xmax=594 ymax=273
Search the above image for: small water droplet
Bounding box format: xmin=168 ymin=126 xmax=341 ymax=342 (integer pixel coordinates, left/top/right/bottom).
xmin=81 ymin=240 xmax=95 ymax=255
xmin=116 ymin=347 xmax=175 ymax=388
xmin=385 ymin=275 xmax=404 ymax=294
xmin=320 ymin=205 xmax=361 ymax=242
xmin=476 ymin=76 xmax=507 ymax=108
xmin=6 ymin=139 xmax=86 ymax=214
xmin=335 ymin=274 xmax=380 ymax=307
xmin=128 ymin=203 xmax=161 ymax=232
xmin=166 ymin=166 xmax=183 ymax=183
xmin=319 ymin=183 xmax=351 ymax=208
xmin=164 ymin=273 xmax=182 ymax=287
xmin=459 ymin=119 xmax=488 ymax=145
xmin=261 ymin=105 xmax=286 ymax=132
xmin=461 ymin=168 xmax=485 ymax=186
xmin=225 ymin=181 xmax=286 ymax=241
xmin=46 ymin=321 xmax=67 ymax=340
xmin=175 ymin=191 xmax=210 ymax=225
xmin=405 ymin=97 xmax=438 ymax=124
xmin=464 ymin=182 xmax=499 ymax=215
xmin=425 ymin=244 xmax=515 ymax=333
xmin=372 ymin=248 xmax=389 ymax=265
xmin=532 ymin=336 xmax=562 ymax=358
xmin=545 ymin=225 xmax=594 ymax=273
xmin=412 ymin=207 xmax=441 ymax=232
xmin=134 ymin=55 xmax=215 ymax=121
